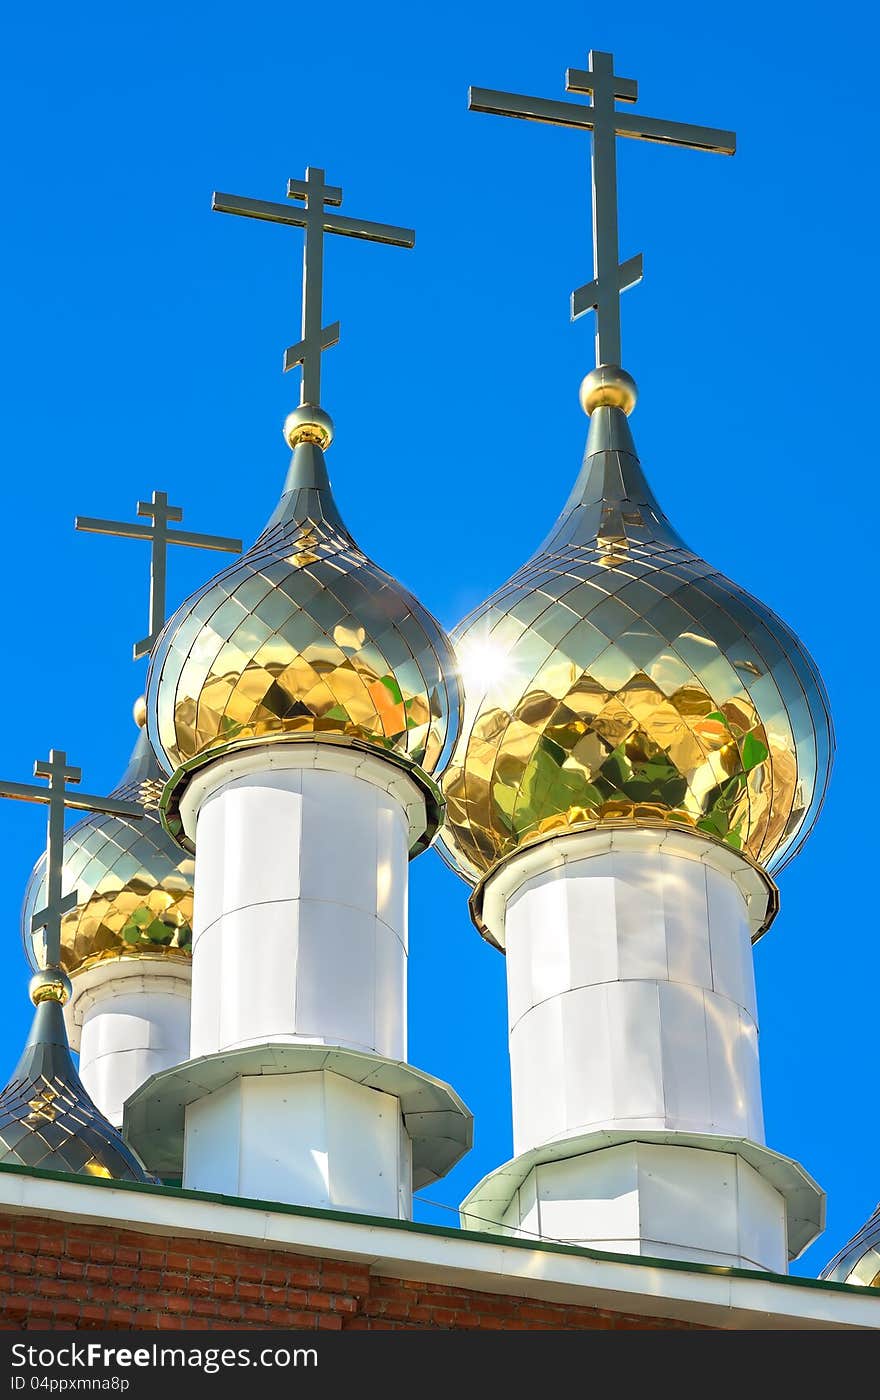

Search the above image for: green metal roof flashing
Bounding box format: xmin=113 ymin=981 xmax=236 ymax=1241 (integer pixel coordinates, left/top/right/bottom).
xmin=0 ymin=1159 xmax=873 ymax=1302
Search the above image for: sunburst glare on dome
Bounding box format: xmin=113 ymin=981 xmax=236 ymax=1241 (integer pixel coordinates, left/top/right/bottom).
xmin=456 ymin=633 xmax=514 ymax=697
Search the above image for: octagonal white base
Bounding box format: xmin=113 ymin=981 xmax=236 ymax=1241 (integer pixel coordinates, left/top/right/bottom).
xmin=503 ymin=1143 xmax=784 ymax=1271
xmin=125 ymin=1041 xmax=473 ymax=1214
xmin=461 ymin=1129 xmax=825 ymax=1270
xmin=184 ymin=1069 xmax=412 ymax=1218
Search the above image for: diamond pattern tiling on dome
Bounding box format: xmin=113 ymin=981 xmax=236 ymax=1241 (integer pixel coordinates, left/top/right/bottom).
xmin=21 ymin=728 xmax=193 ymax=977
xmin=148 ymin=443 xmax=460 ymax=779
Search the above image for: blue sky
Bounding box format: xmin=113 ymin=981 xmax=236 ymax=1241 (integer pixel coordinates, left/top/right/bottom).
xmin=0 ymin=1 xmax=876 ymax=1279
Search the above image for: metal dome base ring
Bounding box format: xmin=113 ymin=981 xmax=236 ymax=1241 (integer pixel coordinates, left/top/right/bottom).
xmin=159 ymin=731 xmax=445 ymax=857
xmin=468 ymin=818 xmax=779 ymax=950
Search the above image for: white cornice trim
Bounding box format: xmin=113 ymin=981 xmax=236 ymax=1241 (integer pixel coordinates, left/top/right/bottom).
xmin=0 ymin=1172 xmax=876 ymax=1330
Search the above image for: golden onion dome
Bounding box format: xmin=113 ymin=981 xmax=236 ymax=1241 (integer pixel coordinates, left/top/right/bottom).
xmin=438 ymin=367 xmax=833 ymax=886
xmin=820 ymin=1204 xmax=880 ymax=1288
xmin=21 ymin=705 xmax=194 ymax=978
xmin=145 ymin=413 xmax=460 ymax=782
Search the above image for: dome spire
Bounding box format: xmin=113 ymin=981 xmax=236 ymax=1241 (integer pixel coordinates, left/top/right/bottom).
xmin=542 ymin=366 xmax=686 ymax=561
xmin=148 ymin=164 xmax=457 ymax=791
xmin=0 ymin=750 xmax=151 ymax=1181
xmin=470 ymin=48 xmax=735 ymax=372
xmin=0 ymin=971 xmax=150 ymax=1180
xmin=75 ymin=490 xmax=242 ymax=659
xmin=213 ymin=165 xmax=415 ymax=444
xmin=21 ymin=485 xmax=236 ymax=984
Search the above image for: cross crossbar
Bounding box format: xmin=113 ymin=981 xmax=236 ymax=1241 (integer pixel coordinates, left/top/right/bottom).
xmin=469 ymin=50 xmax=735 ymax=368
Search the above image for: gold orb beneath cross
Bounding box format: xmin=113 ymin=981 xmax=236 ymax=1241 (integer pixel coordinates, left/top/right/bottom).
xmin=29 ymin=969 xmax=72 ymax=1006
xmin=580 ymin=365 xmax=638 ymax=416
xmin=284 ymin=404 xmax=335 ymax=450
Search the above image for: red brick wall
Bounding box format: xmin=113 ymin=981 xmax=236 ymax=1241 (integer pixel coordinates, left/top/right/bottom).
xmin=0 ymin=1214 xmax=701 ymax=1331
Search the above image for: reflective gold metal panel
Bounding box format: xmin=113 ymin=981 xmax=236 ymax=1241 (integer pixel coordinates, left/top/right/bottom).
xmin=438 ymin=405 xmax=833 ymax=883
xmin=22 ymin=727 xmax=193 ymax=977
xmin=147 ymin=444 xmax=461 ymax=779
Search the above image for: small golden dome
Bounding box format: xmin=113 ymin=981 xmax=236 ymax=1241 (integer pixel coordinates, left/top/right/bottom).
xmin=146 ymin=435 xmax=460 ymax=779
xmin=21 ymin=723 xmax=194 ymax=978
xmin=438 ymin=381 xmax=833 ymax=884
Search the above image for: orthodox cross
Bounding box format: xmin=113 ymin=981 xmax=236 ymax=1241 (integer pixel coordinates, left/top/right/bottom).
xmin=0 ymin=750 xmax=143 ymax=968
xmin=212 ymin=166 xmax=414 ymax=408
xmin=75 ymin=490 xmax=242 ymax=659
xmin=470 ymin=50 xmax=735 ymax=368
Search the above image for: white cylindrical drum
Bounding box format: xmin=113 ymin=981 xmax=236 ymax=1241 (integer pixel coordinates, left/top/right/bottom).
xmin=479 ymin=827 xmax=774 ymax=1157
xmin=124 ymin=748 xmax=473 ymax=1222
xmin=180 ymin=744 xmax=426 ymax=1063
xmin=69 ymin=961 xmax=192 ymax=1128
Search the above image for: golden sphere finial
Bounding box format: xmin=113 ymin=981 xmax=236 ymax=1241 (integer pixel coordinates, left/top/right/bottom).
xmin=284 ymin=404 xmax=335 ymax=451
xmin=29 ymin=969 xmax=72 ymax=1007
xmin=580 ymin=365 xmax=638 ymax=417
xmin=133 ymin=695 xmax=147 ymax=729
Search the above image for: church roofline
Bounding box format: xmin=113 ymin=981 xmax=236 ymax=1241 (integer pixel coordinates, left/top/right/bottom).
xmin=0 ymin=1161 xmax=877 ymax=1329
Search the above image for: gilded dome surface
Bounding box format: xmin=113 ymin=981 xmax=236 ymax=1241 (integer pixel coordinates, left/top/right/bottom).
xmin=22 ymin=722 xmax=194 ymax=977
xmin=820 ymin=1204 xmax=880 ymax=1288
xmin=146 ymin=441 xmax=460 ymax=777
xmin=438 ymin=398 xmax=833 ymax=884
